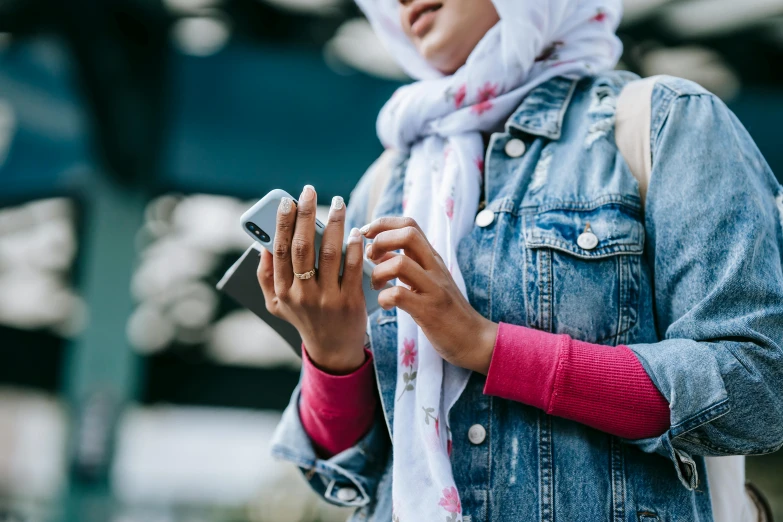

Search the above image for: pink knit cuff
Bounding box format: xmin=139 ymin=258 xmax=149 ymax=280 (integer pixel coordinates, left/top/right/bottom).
xmin=299 ymin=347 xmax=378 ymax=456
xmin=551 ymin=337 xmax=671 ymax=439
xmin=483 ymin=322 xmax=563 ymax=412
xmin=484 ymin=323 xmax=670 ymax=440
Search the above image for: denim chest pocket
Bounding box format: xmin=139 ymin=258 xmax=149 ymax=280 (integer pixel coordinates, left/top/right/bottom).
xmin=522 ymin=201 xmax=644 ymax=344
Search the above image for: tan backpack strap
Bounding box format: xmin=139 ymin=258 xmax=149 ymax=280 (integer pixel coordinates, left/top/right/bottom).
xmin=365 ymin=149 xmax=397 ymax=223
xmin=615 ymin=76 xmax=660 ymax=208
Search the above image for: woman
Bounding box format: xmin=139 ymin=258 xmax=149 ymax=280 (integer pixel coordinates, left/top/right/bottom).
xmin=262 ymin=0 xmax=783 ymax=520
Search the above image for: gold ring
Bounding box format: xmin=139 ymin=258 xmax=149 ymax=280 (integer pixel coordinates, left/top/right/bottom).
xmin=294 ymin=268 xmax=316 ymax=280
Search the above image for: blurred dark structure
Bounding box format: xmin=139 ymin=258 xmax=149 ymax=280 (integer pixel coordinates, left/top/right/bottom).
xmin=0 ymin=0 xmax=782 ymax=521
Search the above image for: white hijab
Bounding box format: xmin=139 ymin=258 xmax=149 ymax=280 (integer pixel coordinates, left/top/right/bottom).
xmin=354 ymin=1 xmax=622 ymax=519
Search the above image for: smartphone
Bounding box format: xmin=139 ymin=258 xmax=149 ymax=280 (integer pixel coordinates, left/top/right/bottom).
xmin=240 ymin=189 xmax=390 ymax=314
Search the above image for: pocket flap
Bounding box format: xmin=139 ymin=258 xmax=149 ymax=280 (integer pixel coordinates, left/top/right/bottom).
xmin=525 ymin=203 xmax=644 ymax=259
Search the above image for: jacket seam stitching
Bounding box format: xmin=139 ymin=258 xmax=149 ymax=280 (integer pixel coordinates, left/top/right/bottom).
xmin=669 ymin=398 xmax=731 ymax=438
xmin=507 ymin=195 xmax=643 ymax=216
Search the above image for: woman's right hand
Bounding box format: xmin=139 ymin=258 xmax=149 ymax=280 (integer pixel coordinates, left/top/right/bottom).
xmin=257 ymin=185 xmax=368 ymax=374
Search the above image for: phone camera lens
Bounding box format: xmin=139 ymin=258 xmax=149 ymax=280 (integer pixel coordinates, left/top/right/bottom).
xmin=247 ymin=222 xmax=270 ymax=242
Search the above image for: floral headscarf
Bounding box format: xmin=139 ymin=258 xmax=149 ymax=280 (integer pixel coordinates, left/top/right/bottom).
xmin=354 ymin=0 xmax=623 ymax=519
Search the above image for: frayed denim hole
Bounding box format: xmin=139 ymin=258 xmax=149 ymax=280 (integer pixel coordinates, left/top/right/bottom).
xmin=529 ymin=146 xmax=553 ymax=193
xmin=585 ymin=85 xmax=617 ymax=149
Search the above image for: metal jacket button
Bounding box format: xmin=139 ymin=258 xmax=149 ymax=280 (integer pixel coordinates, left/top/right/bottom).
xmin=336 ymin=488 xmax=358 ymax=502
xmin=475 ymin=209 xmax=495 ymax=228
xmin=504 ymin=138 xmax=526 ymax=158
xmin=468 ymin=424 xmax=486 ymax=445
xmin=577 ymin=230 xmax=599 ymax=250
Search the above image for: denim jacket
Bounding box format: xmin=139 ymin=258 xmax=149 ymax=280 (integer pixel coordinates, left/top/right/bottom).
xmin=271 ymin=72 xmax=783 ymax=522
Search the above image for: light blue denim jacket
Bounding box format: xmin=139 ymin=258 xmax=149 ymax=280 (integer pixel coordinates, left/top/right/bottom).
xmin=271 ymin=72 xmax=783 ymax=522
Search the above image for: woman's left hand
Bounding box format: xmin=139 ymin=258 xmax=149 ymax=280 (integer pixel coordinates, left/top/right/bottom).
xmin=362 ymin=216 xmax=499 ymax=375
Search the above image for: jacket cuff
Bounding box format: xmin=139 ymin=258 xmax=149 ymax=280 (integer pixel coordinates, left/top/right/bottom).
xmin=271 ymin=385 xmax=390 ymax=508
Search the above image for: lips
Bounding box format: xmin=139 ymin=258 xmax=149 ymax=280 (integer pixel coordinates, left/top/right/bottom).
xmin=408 ymin=1 xmax=442 ymax=31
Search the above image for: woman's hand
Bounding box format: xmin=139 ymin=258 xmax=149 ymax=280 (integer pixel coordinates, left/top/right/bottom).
xmin=361 ymin=217 xmax=498 ymax=375
xmin=257 ymin=185 xmax=368 ymax=374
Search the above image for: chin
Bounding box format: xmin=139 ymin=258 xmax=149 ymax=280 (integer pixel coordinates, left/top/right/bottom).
xmin=419 ymin=38 xmax=468 ymax=75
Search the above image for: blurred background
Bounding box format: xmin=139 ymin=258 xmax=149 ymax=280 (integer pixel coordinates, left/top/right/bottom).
xmin=0 ymin=0 xmax=781 ymax=521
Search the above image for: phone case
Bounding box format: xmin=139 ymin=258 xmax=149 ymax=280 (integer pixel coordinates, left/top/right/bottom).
xmin=217 ymin=244 xmax=302 ymax=356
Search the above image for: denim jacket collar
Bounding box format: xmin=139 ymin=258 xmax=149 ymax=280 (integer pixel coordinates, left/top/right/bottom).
xmin=505 ymin=76 xmax=579 ymax=140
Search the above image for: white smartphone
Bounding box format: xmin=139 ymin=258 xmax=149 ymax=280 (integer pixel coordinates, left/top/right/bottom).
xmin=240 ymin=189 xmax=390 ymax=314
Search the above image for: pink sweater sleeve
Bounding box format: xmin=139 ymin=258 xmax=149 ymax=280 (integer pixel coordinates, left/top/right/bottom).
xmin=299 ymin=347 xmax=377 ymax=457
xmin=484 ymin=322 xmax=670 ymax=439
xmin=300 ymin=322 xmax=670 ymax=457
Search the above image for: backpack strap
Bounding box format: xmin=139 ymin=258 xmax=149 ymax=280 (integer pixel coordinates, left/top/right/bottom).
xmin=614 ymin=76 xmax=660 ymax=208
xmin=365 ymin=150 xmax=397 ymax=224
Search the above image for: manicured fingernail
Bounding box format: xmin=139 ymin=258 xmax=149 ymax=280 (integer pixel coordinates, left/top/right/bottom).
xmin=359 ymin=224 xmax=370 ymax=235
xmin=300 ymin=185 xmax=315 ymax=201
xmin=279 ymin=197 xmax=292 ymax=214
xmin=347 ymin=227 xmax=362 ymax=244
xmin=365 ymin=244 xmax=372 ymax=258
xmin=331 ymin=195 xmax=344 ymax=210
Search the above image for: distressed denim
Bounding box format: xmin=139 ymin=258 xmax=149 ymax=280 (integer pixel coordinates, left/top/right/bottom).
xmin=271 ymin=72 xmax=783 ymax=522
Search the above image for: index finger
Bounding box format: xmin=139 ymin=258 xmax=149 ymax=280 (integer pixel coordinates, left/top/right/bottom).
xmin=360 ymin=216 xmax=425 ymax=240
xmin=360 ymin=217 xmax=435 ymax=268
xmin=318 ymin=195 xmax=347 ymax=291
